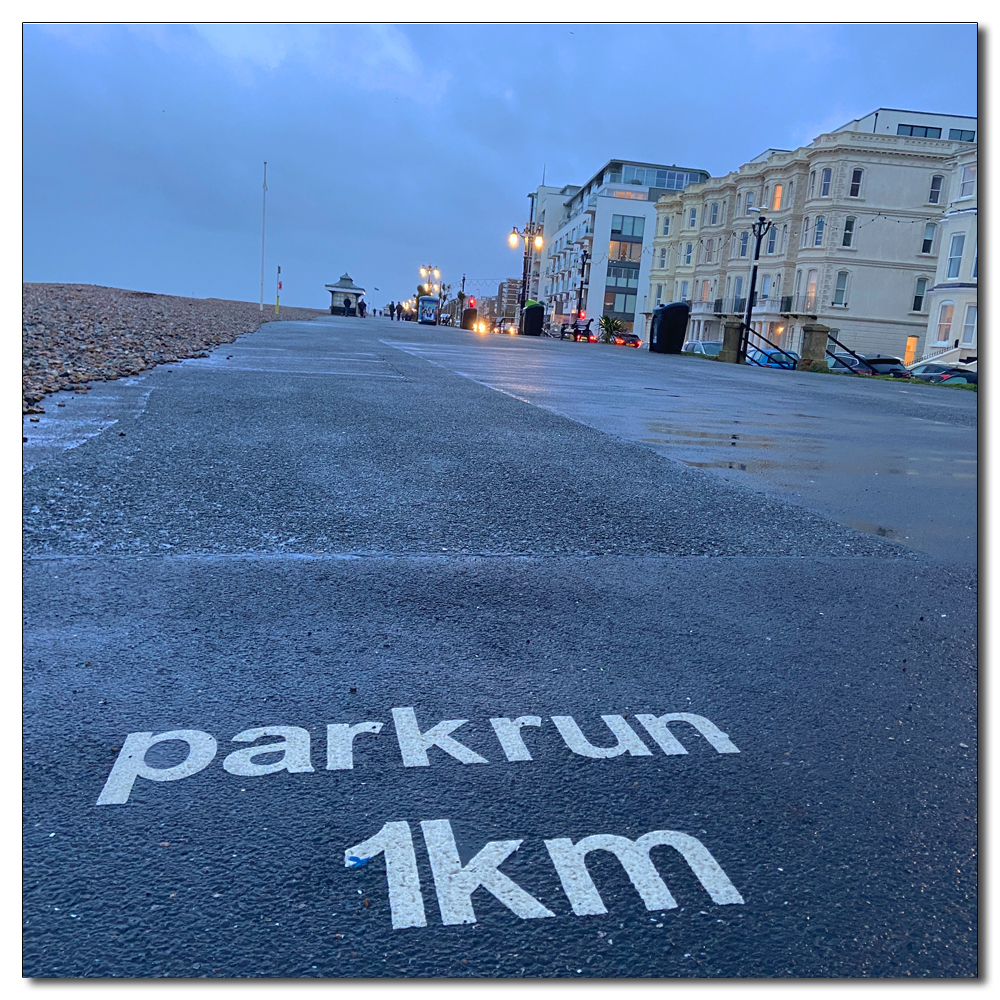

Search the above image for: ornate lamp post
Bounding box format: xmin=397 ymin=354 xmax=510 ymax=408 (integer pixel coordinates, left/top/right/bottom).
xmin=507 ymin=223 xmax=544 ymax=326
xmin=740 ymin=209 xmax=775 ymax=363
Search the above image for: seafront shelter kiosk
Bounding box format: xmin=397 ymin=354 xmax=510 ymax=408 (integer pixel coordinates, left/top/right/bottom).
xmin=326 ymin=274 xmax=366 ymax=316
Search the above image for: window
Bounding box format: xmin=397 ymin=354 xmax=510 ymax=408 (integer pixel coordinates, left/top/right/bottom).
xmin=897 ymin=123 xmax=942 ymax=138
xmin=689 ymin=208 xmax=697 ymax=228
xmin=761 ymin=274 xmax=771 ymax=299
xmin=611 ymin=292 xmax=637 ymax=313
xmin=972 ymin=248 xmax=977 ymax=278
xmin=928 ymin=175 xmax=944 ymax=204
xmin=611 ymin=215 xmax=644 ymax=237
xmin=912 ymin=277 xmax=928 ymax=311
xmin=704 ymin=238 xmax=714 ymax=263
xmin=949 ymin=128 xmax=976 ymax=142
xmin=710 ymin=203 xmax=719 ymax=224
xmin=684 ymin=243 xmax=693 ymax=264
xmin=659 ymin=247 xmax=666 ymax=268
xmin=733 ymin=276 xmax=743 ymax=308
xmin=801 ymin=218 xmax=810 ymax=248
xmin=947 ymin=233 xmax=965 ymax=278
xmin=609 ymin=240 xmax=642 ymax=262
xmin=962 ymin=305 xmax=977 ymax=344
xmin=842 ymin=216 xmax=856 ymax=248
xmin=655 ymin=284 xmax=663 ymax=306
xmin=805 ymin=269 xmax=818 ymax=310
xmin=921 ymin=223 xmax=936 ymax=254
xmin=781 ymin=225 xmax=788 ymax=252
xmin=772 ymin=184 xmax=783 ymax=211
xmin=820 ymin=168 xmax=831 ymax=197
xmin=735 ymin=194 xmax=741 ymax=215
xmin=832 ymin=271 xmax=849 ymax=306
xmin=662 ymin=216 xmax=670 ymax=236
xmin=959 ymin=164 xmax=976 ymax=198
xmin=740 ymin=232 xmax=749 ymax=257
xmin=700 ymin=280 xmax=710 ymax=301
xmin=679 ymin=282 xmax=689 ymax=302
xmin=745 ymin=192 xmax=754 ymax=214
xmin=808 ymin=171 xmax=816 ymax=198
xmin=813 ymin=216 xmax=825 ymax=246
xmin=849 ymin=169 xmax=863 ymax=197
xmin=766 ymin=226 xmax=776 ymax=254
xmin=935 ymin=302 xmax=954 ymax=342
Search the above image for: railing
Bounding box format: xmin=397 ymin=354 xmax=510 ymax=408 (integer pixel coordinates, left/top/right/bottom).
xmin=780 ymin=294 xmax=818 ymax=314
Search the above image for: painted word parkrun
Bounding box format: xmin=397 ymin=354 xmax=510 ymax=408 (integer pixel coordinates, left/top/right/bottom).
xmin=96 ymin=708 xmax=739 ymax=805
xmin=345 ymin=819 xmax=745 ymax=929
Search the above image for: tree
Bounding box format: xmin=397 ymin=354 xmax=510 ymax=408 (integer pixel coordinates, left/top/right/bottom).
xmin=598 ymin=315 xmax=622 ymax=342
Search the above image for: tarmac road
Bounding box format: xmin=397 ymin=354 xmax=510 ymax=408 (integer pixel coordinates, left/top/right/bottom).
xmin=22 ymin=316 xmax=977 ymax=978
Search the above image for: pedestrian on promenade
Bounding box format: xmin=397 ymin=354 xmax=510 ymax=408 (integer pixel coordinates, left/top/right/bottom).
xmin=395 ymin=302 xmax=403 ymax=321
xmin=388 ymin=301 xmax=395 ymax=320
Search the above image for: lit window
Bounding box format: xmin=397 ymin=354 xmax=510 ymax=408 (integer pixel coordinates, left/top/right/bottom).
xmin=949 ymin=128 xmax=975 ymax=142
xmin=921 ymin=223 xmax=936 ymax=254
xmin=740 ymin=232 xmax=749 ymax=257
xmin=710 ymin=203 xmax=719 ymax=224
xmin=820 ymin=168 xmax=831 ymax=197
xmin=947 ymin=233 xmax=965 ymax=278
xmin=959 ymin=164 xmax=976 ymax=198
xmin=936 ymin=302 xmax=954 ymax=342
xmin=700 ymin=281 xmax=709 ymax=301
xmin=813 ymin=217 xmax=825 ymax=246
xmin=772 ymin=184 xmax=783 ymax=211
xmin=928 ymin=175 xmax=944 ymax=204
xmin=849 ymin=169 xmax=863 ymax=197
xmin=912 ymin=277 xmax=928 ymax=311
xmin=833 ymin=271 xmax=848 ymax=306
xmin=842 ymin=217 xmax=856 ymax=247
xmin=962 ymin=304 xmax=977 ymax=344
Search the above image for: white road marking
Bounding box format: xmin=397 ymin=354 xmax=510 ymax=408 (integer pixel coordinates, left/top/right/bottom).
xmin=391 ymin=707 xmax=489 ymax=766
xmin=96 ymin=730 xmax=217 ymax=805
xmin=343 ymin=821 xmax=427 ymax=929
xmin=551 ymin=715 xmax=653 ymax=758
xmin=544 ymin=830 xmax=745 ymax=916
xmin=489 ymin=716 xmax=542 ymax=761
xmin=421 ymin=819 xmax=554 ymax=925
xmin=326 ymin=721 xmax=384 ymax=770
xmin=222 ymin=727 xmax=316 ymax=776
xmin=634 ymin=713 xmax=740 ymax=755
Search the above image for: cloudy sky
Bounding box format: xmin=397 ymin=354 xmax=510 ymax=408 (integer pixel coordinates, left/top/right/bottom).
xmin=23 ymin=23 xmax=977 ymax=309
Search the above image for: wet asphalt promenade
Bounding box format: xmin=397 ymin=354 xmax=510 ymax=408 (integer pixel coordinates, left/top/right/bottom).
xmin=23 ymin=315 xmax=977 ymax=978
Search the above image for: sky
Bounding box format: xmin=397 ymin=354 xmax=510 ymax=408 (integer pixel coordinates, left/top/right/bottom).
xmin=23 ymin=22 xmax=978 ymax=310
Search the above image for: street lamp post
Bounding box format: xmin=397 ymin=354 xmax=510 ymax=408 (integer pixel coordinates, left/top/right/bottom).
xmin=739 ymin=209 xmax=774 ymax=363
xmin=573 ymin=247 xmax=589 ymax=324
xmin=507 ymin=224 xmax=544 ymax=327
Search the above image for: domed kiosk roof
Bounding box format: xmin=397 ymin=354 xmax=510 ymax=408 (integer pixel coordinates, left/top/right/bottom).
xmin=325 ymin=273 xmax=366 ymax=295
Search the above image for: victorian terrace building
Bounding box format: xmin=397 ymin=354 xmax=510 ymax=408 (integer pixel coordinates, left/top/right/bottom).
xmin=644 ymin=109 xmax=977 ymax=363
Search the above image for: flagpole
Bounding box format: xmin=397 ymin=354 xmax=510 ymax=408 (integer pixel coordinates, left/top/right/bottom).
xmin=260 ymin=161 xmax=267 ymax=312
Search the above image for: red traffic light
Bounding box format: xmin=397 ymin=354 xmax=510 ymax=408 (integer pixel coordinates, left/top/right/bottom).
xmin=468 ymin=296 xmax=476 ymax=309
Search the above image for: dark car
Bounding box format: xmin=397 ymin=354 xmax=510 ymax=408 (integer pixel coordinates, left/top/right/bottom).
xmin=613 ymin=332 xmax=643 ymax=348
xmin=746 ymin=346 xmax=800 ymax=369
xmin=829 ymin=354 xmax=911 ymax=378
xmin=682 ymin=340 xmax=723 ymax=357
xmin=908 ymin=362 xmax=978 ymax=385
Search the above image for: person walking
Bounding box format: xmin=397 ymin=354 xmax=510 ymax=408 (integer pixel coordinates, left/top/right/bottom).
xmin=395 ymin=302 xmax=403 ymax=321
xmin=388 ymin=301 xmax=395 ymax=321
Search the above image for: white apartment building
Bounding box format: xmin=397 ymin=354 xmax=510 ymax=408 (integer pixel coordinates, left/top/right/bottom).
xmin=921 ymin=146 xmax=977 ymax=366
xmin=645 ymin=108 xmax=978 ymax=362
xmin=533 ymin=160 xmax=709 ymax=332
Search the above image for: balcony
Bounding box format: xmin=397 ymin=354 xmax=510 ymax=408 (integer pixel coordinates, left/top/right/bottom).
xmin=780 ymin=294 xmax=819 ymax=315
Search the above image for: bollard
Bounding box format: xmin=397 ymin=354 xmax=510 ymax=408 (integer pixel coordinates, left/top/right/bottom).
xmin=719 ymin=320 xmax=743 ymax=364
xmin=796 ymin=323 xmax=832 ymax=371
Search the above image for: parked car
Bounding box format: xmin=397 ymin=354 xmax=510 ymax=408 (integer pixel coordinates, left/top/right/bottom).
xmin=829 ymin=354 xmax=911 ymax=378
xmin=746 ymin=346 xmax=799 ymax=369
xmin=682 ymin=340 xmax=723 ymax=357
xmin=613 ymin=332 xmax=643 ymax=348
xmin=907 ymin=362 xmax=978 ymax=385
xmin=573 ymin=328 xmax=597 ymax=342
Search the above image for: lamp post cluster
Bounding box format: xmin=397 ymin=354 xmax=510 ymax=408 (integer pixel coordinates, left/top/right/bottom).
xmin=508 ymin=223 xmax=544 ymax=325
xmin=417 ymin=264 xmax=441 ymax=299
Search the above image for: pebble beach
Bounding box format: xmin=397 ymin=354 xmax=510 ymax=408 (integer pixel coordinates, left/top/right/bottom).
xmin=22 ymin=283 xmax=327 ymax=413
